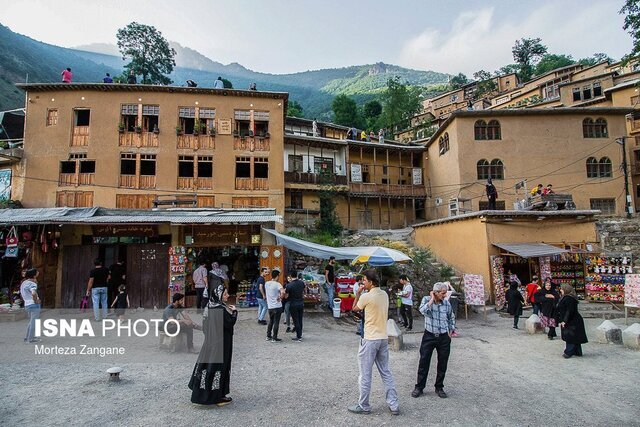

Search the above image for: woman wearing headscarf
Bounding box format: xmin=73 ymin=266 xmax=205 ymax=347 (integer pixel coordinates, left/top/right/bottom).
xmin=204 ymin=262 xmax=228 ymax=300
xmin=505 ymin=281 xmax=524 ymax=329
xmin=555 ymin=284 xmax=588 ymax=358
xmin=189 ymin=284 xmax=238 ymax=406
xmin=535 ymin=277 xmax=559 ymax=340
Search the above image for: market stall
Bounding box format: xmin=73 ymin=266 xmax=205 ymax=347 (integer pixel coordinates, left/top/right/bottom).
xmin=585 ymin=253 xmax=633 ymax=302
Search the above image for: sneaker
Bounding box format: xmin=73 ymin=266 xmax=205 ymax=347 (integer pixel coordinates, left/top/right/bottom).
xmin=411 ymin=387 xmax=423 ymax=398
xmin=347 ymin=404 xmax=371 ymax=414
xmin=405 ymin=327 xmax=412 ymax=331
xmin=512 ymin=326 xmax=518 ymax=330
xmin=292 ymin=337 xmax=302 ymax=342
xmin=29 ymin=338 xmax=41 ymax=343
xmin=272 ymin=338 xmax=282 ymax=342
xmin=266 ymin=337 xmax=272 ymax=342
xmin=389 ymin=407 xmax=400 ymax=415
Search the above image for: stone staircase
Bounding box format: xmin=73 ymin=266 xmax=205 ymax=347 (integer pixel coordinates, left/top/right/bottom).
xmin=578 ymin=301 xmax=627 ymax=319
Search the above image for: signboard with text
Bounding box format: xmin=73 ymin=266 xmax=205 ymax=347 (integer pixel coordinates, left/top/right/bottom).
xmin=92 ymin=225 xmax=158 ymax=237
xmin=218 ymin=118 xmax=232 ymax=135
xmin=351 ymin=164 xmax=362 ymax=183
xmin=412 ymin=168 xmax=423 ymax=185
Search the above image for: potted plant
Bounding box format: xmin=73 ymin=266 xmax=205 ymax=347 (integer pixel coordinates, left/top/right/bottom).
xmin=209 ymin=126 xmax=216 ymax=136
xmin=200 ymin=122 xmax=207 ymax=134
xmin=118 ymin=123 xmax=125 ymax=133
xmin=153 ymin=124 xmax=160 ymax=134
xmin=176 ymin=126 xmax=184 ymax=135
xmin=193 ymin=119 xmax=200 ymax=135
xmin=134 ymin=125 xmax=142 ymax=133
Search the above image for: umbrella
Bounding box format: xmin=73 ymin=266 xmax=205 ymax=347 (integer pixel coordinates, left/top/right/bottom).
xmin=350 ymin=247 xmax=412 ymax=267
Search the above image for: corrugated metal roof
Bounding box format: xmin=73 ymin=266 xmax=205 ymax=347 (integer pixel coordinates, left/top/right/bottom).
xmin=493 ymin=242 xmax=568 ymax=258
xmin=0 ymin=207 xmax=282 ymax=225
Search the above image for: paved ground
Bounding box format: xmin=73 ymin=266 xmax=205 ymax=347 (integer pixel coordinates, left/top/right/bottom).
xmin=0 ymin=307 xmax=639 ymax=426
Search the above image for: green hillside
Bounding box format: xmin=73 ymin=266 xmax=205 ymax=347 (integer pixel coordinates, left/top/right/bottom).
xmin=0 ymin=23 xmax=450 ymax=119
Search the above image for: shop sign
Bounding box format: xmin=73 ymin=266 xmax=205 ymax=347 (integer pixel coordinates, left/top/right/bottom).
xmin=218 ymin=119 xmax=232 ymax=135
xmin=625 ymin=274 xmax=640 ymax=308
xmin=191 ymin=225 xmax=254 ymax=246
xmin=92 ymin=225 xmax=157 ymax=237
xmin=412 ymin=168 xmax=423 ymax=185
xmin=351 ymin=164 xmax=362 ymax=183
xmin=251 ymin=234 xmax=261 ymax=244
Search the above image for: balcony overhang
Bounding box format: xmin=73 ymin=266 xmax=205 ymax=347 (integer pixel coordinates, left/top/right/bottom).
xmin=0 ymin=147 xmax=23 ymax=165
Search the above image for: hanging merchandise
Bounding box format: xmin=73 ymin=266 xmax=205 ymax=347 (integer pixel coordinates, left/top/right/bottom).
xmin=5 ymin=246 xmax=18 ymax=258
xmin=550 ymin=253 xmax=585 ymax=299
xmin=585 ymin=254 xmax=633 ymax=302
xmin=41 ymin=225 xmax=49 ymax=253
xmin=168 ymin=246 xmax=187 ymax=300
xmin=6 ymin=226 xmax=18 ymax=247
xmin=491 ymin=256 xmax=505 ymax=308
xmin=539 ymin=257 xmax=551 ymax=282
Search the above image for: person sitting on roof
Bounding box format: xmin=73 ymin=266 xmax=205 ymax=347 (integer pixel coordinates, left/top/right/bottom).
xmin=127 ymin=70 xmax=137 ymax=84
xmin=542 ymin=184 xmax=555 ymax=195
xmin=103 ymin=73 xmax=113 ymax=83
xmin=360 ymin=130 xmax=367 ymax=141
xmin=214 ymin=76 xmax=224 ymax=89
xmin=530 ymin=183 xmax=543 ymax=197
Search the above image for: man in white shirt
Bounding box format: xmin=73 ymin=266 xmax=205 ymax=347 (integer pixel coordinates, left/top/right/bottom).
xmin=20 ymin=268 xmax=41 ymax=343
xmin=265 ymin=270 xmax=284 ymax=342
xmin=398 ymin=274 xmax=413 ymax=331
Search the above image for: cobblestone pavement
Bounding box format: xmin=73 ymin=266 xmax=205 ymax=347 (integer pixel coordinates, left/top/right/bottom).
xmin=0 ymin=308 xmax=638 ymax=426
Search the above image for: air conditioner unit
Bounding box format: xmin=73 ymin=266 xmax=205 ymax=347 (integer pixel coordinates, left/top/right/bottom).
xmin=435 ymin=197 xmax=443 ymax=206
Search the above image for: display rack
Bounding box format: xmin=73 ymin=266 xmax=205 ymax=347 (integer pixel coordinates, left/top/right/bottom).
xmin=550 ymin=258 xmax=585 ymax=299
xmin=585 ymin=254 xmax=633 ymax=302
xmin=168 ymin=246 xmax=187 ymax=303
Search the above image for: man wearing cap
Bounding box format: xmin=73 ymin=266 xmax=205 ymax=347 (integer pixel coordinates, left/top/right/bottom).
xmin=20 ymin=268 xmax=41 ymax=343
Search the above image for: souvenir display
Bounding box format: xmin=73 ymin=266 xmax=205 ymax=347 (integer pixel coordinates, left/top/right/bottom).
xmin=624 ymin=274 xmax=640 ymax=308
xmin=539 ymin=257 xmax=551 ymax=282
xmin=463 ymin=274 xmax=485 ymax=306
xmin=168 ymin=246 xmax=187 ymax=298
xmin=491 ymin=256 xmax=505 ymax=308
xmin=550 ymin=253 xmax=585 ymax=299
xmin=585 ymin=254 xmax=632 ymax=302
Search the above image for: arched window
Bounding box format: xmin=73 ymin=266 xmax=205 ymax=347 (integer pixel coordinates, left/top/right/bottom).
xmin=583 ymin=117 xmax=608 ymax=138
xmin=487 ymin=120 xmax=501 ymax=140
xmin=474 ymin=120 xmax=487 ymax=140
xmin=490 ymin=159 xmax=504 ymax=179
xmin=477 ymin=159 xmax=490 ymax=180
xmin=599 ymin=156 xmax=612 ymax=177
xmin=586 ymin=157 xmax=599 ymax=178
xmin=438 ymin=132 xmax=450 ymax=156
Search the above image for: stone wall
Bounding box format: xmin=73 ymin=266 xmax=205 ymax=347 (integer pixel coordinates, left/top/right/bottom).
xmin=596 ymin=217 xmax=640 ymax=267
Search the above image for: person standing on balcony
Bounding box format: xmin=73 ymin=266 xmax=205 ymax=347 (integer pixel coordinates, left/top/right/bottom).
xmin=127 ymin=70 xmax=137 ymax=84
xmin=486 ymin=178 xmax=498 ymax=210
xmin=378 ymin=128 xmax=385 ymax=143
xmin=61 ymin=67 xmax=72 ymax=83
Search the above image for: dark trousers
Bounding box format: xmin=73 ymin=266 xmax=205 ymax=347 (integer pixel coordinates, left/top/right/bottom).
xmin=267 ymin=307 xmax=283 ymax=339
xmin=196 ymin=288 xmax=205 ymax=311
xmin=532 ymin=303 xmax=540 ymax=315
xmin=488 ymin=197 xmax=496 ymax=210
xmin=513 ymin=315 xmax=520 ymax=328
xmin=548 ymin=326 xmax=557 ymax=338
xmin=400 ymin=304 xmax=413 ymax=329
xmin=166 ymin=322 xmax=194 ymax=349
xmin=415 ymin=331 xmax=451 ymax=391
xmin=565 ymin=342 xmax=583 ymax=356
xmin=290 ymin=302 xmax=304 ymax=339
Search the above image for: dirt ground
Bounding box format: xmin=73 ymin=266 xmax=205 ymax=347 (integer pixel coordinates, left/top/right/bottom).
xmin=1 ymin=307 xmax=639 ymax=426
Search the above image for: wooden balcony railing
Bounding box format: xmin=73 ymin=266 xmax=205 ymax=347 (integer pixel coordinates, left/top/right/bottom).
xmin=119 ymin=132 xmax=159 ymax=147
xmin=349 ymin=183 xmax=426 ymax=197
xmin=177 ymin=134 xmax=216 ymax=150
xmin=235 ymin=177 xmax=253 ymax=190
xmin=119 ymin=175 xmax=136 ymax=188
xmin=233 ymin=136 xmax=270 ymax=152
xmin=177 ymin=177 xmax=195 ymax=190
xmin=630 ymin=118 xmax=640 ymax=133
xmin=633 ymin=162 xmax=640 ymax=175
xmin=139 ymin=175 xmax=156 ymax=189
xmin=197 ymin=177 xmax=213 ymax=189
xmin=284 ymin=171 xmax=348 ymax=186
xmin=177 ymin=177 xmax=213 ymax=190
xmin=71 ymin=126 xmax=89 ymax=146
xmin=254 ymin=178 xmax=269 ymax=190
xmin=58 ymin=173 xmax=76 ymax=186
xmin=78 ymin=173 xmax=95 ymax=186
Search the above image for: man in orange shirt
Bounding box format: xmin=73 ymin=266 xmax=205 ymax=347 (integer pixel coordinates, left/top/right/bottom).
xmin=526 ymin=276 xmax=541 ymax=315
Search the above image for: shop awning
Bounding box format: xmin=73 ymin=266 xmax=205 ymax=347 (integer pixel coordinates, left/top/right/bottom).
xmin=493 ymin=242 xmax=568 ymax=258
xmin=264 ymin=228 xmax=412 ymax=264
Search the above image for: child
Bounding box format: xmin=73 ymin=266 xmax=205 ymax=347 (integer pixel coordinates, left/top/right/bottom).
xmin=111 ymin=285 xmax=130 ymax=320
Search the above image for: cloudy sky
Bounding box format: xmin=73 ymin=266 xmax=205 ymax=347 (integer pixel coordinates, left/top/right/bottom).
xmin=1 ymin=0 xmax=632 ymax=75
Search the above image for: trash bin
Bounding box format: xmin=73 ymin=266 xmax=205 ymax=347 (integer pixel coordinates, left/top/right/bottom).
xmin=333 ymin=298 xmax=342 ymax=318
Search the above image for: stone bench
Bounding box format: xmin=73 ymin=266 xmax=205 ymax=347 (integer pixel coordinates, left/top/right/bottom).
xmin=595 ymin=320 xmax=622 ymax=344
xmin=622 ymin=323 xmax=640 ymax=350
xmin=158 ymin=331 xmax=188 ymax=352
xmin=387 ymin=319 xmax=404 ymax=351
xmin=525 ymin=314 xmax=543 ymax=334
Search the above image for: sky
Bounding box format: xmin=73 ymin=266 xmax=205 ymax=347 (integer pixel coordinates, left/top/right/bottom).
xmin=0 ymin=0 xmax=633 ymax=75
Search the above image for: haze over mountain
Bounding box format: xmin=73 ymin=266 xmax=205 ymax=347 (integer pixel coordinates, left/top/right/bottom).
xmin=0 ymin=24 xmax=450 ymax=119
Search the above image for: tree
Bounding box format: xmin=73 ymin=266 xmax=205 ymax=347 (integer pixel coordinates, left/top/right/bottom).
xmin=495 ymin=64 xmax=520 ymax=76
xmin=117 ymin=22 xmax=176 ymax=85
xmin=621 ymin=0 xmax=640 ymax=62
xmin=512 ymin=37 xmax=548 ymax=82
xmin=221 ymin=78 xmax=233 ymax=89
xmin=332 ymin=94 xmax=361 ymax=127
xmin=363 ymin=100 xmax=382 ymax=119
xmin=534 ymin=54 xmax=575 ymax=76
xmin=287 ymin=100 xmax=304 ymax=118
xmin=473 ymin=70 xmax=497 ymax=97
xmin=579 ymin=52 xmax=614 ymax=66
xmin=379 ymin=76 xmax=423 ymax=132
xmin=449 ymin=73 xmax=469 ymax=89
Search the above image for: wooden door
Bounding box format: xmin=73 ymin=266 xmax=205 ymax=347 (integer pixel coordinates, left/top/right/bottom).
xmin=61 ymin=245 xmax=99 ymax=308
xmin=126 ymin=244 xmax=169 ymax=308
xmin=259 ymin=245 xmax=284 ymax=284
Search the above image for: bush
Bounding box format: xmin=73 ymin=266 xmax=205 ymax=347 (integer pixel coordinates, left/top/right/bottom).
xmin=439 ymin=265 xmax=454 ymax=281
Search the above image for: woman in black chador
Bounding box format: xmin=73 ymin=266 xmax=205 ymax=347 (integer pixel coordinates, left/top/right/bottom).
xmin=535 ymin=278 xmax=560 ymax=340
xmin=189 ymin=284 xmax=237 ymax=406
xmin=555 ymin=284 xmax=588 ymax=358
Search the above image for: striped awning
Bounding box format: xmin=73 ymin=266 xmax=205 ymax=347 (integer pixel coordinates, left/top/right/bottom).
xmin=493 ymin=242 xmax=567 ymax=258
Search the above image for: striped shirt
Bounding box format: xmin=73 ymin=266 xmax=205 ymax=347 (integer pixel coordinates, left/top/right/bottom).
xmin=419 ymin=296 xmax=454 ymax=334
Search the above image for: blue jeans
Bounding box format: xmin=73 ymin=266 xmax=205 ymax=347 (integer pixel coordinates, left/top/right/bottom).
xmin=91 ymin=287 xmax=108 ymax=321
xmin=327 ymin=283 xmax=335 ymax=309
xmin=257 ymin=298 xmax=268 ymax=321
xmin=25 ymin=304 xmax=41 ymax=342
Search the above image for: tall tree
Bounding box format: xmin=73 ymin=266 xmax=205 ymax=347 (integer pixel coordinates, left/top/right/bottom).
xmin=621 ymin=0 xmax=640 ymax=62
xmin=534 ymin=54 xmax=576 ymax=76
xmin=116 ymin=22 xmax=176 ymax=85
xmin=473 ymin=70 xmax=497 ymax=97
xmin=449 ymin=73 xmax=469 ymax=90
xmin=495 ymin=64 xmax=520 ymax=76
xmin=512 ymin=37 xmax=548 ymax=82
xmin=363 ymin=99 xmax=383 ymax=130
xmin=579 ymin=52 xmax=614 ymax=66
xmin=287 ymin=100 xmax=304 ymax=118
xmin=379 ymin=76 xmax=422 ymax=132
xmin=332 ymin=94 xmax=361 ymax=127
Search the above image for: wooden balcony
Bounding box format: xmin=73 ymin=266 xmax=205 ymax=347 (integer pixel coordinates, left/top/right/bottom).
xmin=177 ymin=134 xmax=216 ymax=150
xmin=71 ymin=126 xmax=89 ymax=146
xmin=284 ymin=171 xmax=348 ymax=186
xmin=629 ymin=118 xmax=640 ymax=133
xmin=58 ymin=173 xmax=76 ymax=186
xmin=177 ymin=177 xmax=213 ymax=190
xmin=233 ymin=136 xmax=270 ymax=152
xmin=119 ymin=131 xmax=159 ymax=147
xmin=234 ymin=177 xmax=268 ymax=190
xmin=119 ymin=175 xmax=136 ymax=188
xmin=78 ymin=173 xmax=94 ymax=186
xmin=58 ymin=173 xmax=95 ymax=186
xmin=633 ymin=162 xmax=640 ymax=175
xmin=139 ymin=175 xmax=156 ymax=189
xmin=349 ymin=183 xmax=426 ymax=197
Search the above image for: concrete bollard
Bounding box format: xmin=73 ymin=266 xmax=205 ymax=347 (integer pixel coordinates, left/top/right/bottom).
xmin=387 ymin=319 xmax=404 ymax=351
xmin=525 ymin=314 xmax=543 ymax=334
xmin=622 ymin=323 xmax=640 ymax=350
xmin=595 ymin=320 xmax=622 ymax=344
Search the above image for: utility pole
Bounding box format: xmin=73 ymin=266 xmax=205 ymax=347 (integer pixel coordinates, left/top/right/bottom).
xmin=617 ymin=137 xmax=633 ymax=218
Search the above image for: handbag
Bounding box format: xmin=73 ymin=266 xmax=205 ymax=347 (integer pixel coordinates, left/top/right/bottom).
xmin=4 ymin=246 xmax=18 ymax=257
xmin=6 ymin=227 xmax=18 ymax=247
xmin=80 ymin=295 xmax=89 ymax=312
